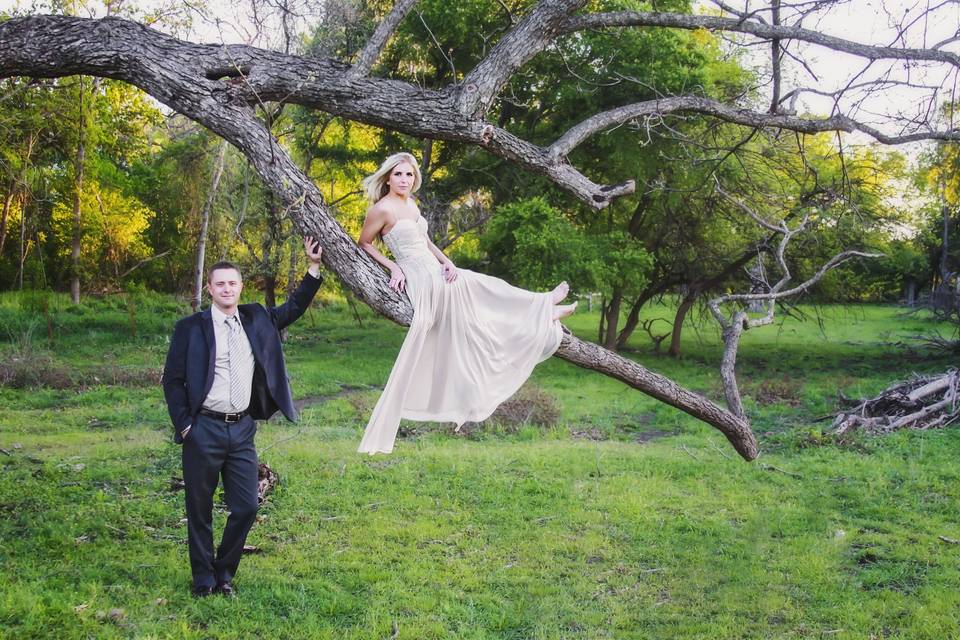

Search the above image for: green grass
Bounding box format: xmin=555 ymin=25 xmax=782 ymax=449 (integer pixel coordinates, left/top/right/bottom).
xmin=0 ymin=291 xmax=958 ymax=638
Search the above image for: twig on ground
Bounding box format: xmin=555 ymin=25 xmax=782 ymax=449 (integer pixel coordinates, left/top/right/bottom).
xmin=259 ymin=427 xmax=304 ymax=454
xmin=708 ymin=439 xmax=732 ymax=459
xmin=679 ymin=444 xmax=701 ymax=460
xmin=760 ymin=464 xmax=802 ymax=479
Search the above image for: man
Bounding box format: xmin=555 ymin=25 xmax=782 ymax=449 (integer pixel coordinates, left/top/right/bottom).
xmin=162 ymin=237 xmax=323 ymax=597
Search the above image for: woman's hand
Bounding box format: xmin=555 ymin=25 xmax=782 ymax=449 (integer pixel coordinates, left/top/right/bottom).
xmin=389 ymin=265 xmax=406 ymax=292
xmin=442 ymin=260 xmax=458 ymax=284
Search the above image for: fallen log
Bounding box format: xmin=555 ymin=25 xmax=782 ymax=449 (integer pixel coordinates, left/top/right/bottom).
xmin=832 ymin=369 xmax=959 ymax=436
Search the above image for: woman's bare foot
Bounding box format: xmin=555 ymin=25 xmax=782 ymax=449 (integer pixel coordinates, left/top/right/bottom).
xmin=550 ymin=281 xmax=569 ymax=304
xmin=553 ymin=301 xmax=577 ymax=320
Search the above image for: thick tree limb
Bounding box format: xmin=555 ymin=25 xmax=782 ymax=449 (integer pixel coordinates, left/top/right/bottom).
xmin=558 ymin=331 xmax=758 ymax=460
xmin=0 ymin=14 xmax=758 ymax=458
xmin=0 ymin=15 xmax=631 ymax=208
xmin=457 ymin=0 xmax=586 ymax=117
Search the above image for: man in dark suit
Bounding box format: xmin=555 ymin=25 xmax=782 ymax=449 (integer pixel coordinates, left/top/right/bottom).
xmin=162 ymin=237 xmax=323 ymax=597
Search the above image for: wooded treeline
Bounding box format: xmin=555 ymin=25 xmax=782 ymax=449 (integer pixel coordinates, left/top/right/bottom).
xmin=1 ymin=1 xmax=956 ymax=353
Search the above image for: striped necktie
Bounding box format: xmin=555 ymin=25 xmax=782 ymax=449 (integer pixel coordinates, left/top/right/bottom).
xmin=227 ymin=315 xmax=247 ymax=410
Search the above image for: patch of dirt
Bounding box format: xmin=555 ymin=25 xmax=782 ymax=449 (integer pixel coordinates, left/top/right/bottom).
xmin=571 ymin=428 xmax=607 ymax=441
xmin=485 ymin=386 xmax=560 ymax=430
xmin=634 ymin=429 xmax=676 ymax=443
xmin=744 ymin=377 xmax=804 ymax=406
xmin=0 ymin=355 xmax=161 ymax=390
xmin=293 ymin=384 xmax=376 ymax=412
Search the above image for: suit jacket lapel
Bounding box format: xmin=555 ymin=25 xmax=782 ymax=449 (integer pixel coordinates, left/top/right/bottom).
xmin=200 ymin=309 xmax=216 ymax=401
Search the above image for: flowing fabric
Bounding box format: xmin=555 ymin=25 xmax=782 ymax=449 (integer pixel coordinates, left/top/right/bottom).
xmin=357 ymin=215 xmax=562 ymax=454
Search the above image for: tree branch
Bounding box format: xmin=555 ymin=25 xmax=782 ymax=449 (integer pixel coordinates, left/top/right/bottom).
xmin=548 ymin=96 xmax=960 ymax=159
xmin=0 ymin=15 xmax=636 ymax=209
xmin=561 ymin=11 xmax=960 ymax=69
xmin=349 ymin=0 xmax=419 ymax=78
xmin=456 ymin=0 xmax=586 ymax=117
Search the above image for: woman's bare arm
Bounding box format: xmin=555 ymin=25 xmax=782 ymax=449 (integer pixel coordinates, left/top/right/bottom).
xmin=359 ymin=206 xmax=407 ymax=291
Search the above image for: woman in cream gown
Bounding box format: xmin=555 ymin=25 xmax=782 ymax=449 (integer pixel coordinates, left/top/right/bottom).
xmin=356 ymin=153 xmax=577 ymax=455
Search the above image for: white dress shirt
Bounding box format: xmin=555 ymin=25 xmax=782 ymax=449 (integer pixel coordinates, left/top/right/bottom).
xmin=203 ymin=305 xmax=255 ymax=413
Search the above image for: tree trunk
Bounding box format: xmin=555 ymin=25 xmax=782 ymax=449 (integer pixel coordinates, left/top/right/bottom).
xmin=261 ymin=190 xmax=283 ymax=307
xmin=17 ymin=191 xmax=27 ymax=289
xmin=602 ymin=286 xmax=623 ymax=350
xmin=940 ymin=203 xmax=951 ymax=286
xmin=667 ymin=292 xmax=697 ymax=358
xmin=263 ymin=273 xmax=277 ymax=308
xmin=614 ymin=282 xmax=672 ymax=351
xmin=286 ymin=233 xmax=299 ymax=298
xmin=905 ymin=279 xmax=917 ymax=306
xmin=192 ymin=140 xmax=229 ymax=312
xmin=0 ymin=183 xmax=14 ymax=257
xmin=70 ymin=76 xmax=87 ymax=305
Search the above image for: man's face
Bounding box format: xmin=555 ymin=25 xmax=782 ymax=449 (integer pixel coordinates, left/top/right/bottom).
xmin=207 ymin=268 xmax=243 ymax=312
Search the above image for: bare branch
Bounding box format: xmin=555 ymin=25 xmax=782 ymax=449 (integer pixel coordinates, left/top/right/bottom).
xmin=118 ymin=249 xmax=172 ymax=279
xmin=561 ymin=11 xmax=960 ymax=69
xmin=769 ymin=0 xmax=782 ymax=114
xmin=349 ymin=0 xmax=419 ymax=78
xmin=712 ymin=250 xmax=881 ymax=311
xmin=547 ymin=96 xmax=960 ymax=160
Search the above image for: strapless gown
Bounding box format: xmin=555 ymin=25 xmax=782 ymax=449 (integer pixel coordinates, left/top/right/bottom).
xmin=357 ymin=215 xmax=563 ymax=454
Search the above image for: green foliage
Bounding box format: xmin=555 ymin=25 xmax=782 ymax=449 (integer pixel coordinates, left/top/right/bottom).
xmin=483 ymin=198 xmax=586 ymax=289
xmin=51 ymin=182 xmax=155 ymax=282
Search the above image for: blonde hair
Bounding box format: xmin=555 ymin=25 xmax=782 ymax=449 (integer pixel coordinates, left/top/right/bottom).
xmin=362 ymin=152 xmax=422 ymax=204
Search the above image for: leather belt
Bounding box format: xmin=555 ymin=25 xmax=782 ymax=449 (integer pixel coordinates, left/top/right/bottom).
xmin=199 ymin=408 xmax=249 ymax=423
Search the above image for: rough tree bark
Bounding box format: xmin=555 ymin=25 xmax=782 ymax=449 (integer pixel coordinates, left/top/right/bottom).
xmin=3 ymin=3 xmax=956 ymax=459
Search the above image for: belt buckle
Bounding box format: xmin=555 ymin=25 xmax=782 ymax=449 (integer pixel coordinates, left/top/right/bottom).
xmin=224 ymin=412 xmax=241 ymax=423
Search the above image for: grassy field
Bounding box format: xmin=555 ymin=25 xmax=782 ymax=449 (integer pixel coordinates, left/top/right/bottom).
xmin=0 ymin=290 xmax=958 ymax=639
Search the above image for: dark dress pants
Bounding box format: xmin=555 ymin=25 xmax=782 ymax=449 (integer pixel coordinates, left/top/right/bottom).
xmin=182 ymin=413 xmax=259 ymax=589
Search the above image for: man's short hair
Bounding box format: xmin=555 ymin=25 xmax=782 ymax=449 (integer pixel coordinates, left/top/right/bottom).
xmin=207 ymin=261 xmax=242 ymax=282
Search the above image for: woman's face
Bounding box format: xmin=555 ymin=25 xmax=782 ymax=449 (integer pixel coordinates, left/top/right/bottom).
xmin=386 ymin=161 xmax=416 ymax=197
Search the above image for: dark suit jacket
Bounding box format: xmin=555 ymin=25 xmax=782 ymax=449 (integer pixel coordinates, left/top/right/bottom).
xmin=162 ymin=273 xmax=322 ymax=444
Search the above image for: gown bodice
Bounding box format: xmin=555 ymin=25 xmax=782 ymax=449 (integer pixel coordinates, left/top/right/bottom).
xmin=382 ymin=216 xmax=434 ymax=266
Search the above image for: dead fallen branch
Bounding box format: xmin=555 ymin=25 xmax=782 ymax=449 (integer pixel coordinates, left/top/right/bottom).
xmin=258 ymin=462 xmax=279 ymax=504
xmin=832 ymin=370 xmax=959 ymax=436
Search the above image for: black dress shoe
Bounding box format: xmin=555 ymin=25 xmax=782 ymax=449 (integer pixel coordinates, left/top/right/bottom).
xmin=191 ymin=584 xmax=214 ymax=598
xmin=215 ymin=582 xmax=235 ymax=597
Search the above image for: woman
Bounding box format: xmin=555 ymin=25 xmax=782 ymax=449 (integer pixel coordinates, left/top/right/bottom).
xmin=356 ymin=152 xmax=576 ymax=454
